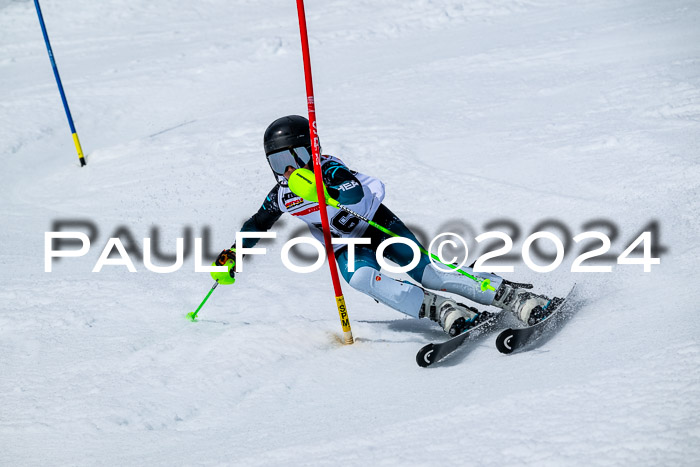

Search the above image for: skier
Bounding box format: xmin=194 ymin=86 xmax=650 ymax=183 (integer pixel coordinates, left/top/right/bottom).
xmin=212 ymin=115 xmax=555 ymax=336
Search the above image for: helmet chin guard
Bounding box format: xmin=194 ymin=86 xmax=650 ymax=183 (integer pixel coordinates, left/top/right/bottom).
xmin=274 ymin=172 xmax=289 ymax=187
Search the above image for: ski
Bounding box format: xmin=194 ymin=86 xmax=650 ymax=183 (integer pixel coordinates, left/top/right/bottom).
xmin=416 ymin=311 xmax=504 ymax=367
xmin=495 ymin=284 xmax=578 ymax=354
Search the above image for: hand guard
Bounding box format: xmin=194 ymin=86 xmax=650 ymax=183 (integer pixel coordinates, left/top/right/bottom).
xmin=288 ymin=168 xmax=334 ymax=205
xmin=210 ymin=248 xmax=236 ymax=285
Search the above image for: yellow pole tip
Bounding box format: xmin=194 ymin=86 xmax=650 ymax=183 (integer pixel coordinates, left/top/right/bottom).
xmin=343 ymin=331 xmax=354 ymax=345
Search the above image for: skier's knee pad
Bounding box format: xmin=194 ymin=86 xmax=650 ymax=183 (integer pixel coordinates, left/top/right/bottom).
xmin=349 ymin=267 xmax=424 ymax=318
xmin=347 ymin=266 xmax=377 ymax=294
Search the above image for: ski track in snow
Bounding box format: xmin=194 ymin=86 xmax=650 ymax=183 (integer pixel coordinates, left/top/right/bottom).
xmin=1 ymin=0 xmax=699 ymax=465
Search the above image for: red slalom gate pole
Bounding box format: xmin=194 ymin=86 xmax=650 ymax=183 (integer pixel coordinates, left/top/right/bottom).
xmin=296 ymin=0 xmax=354 ymax=345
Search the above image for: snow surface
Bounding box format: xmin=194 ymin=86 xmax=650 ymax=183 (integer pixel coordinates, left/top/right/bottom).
xmin=1 ymin=0 xmax=699 ymax=465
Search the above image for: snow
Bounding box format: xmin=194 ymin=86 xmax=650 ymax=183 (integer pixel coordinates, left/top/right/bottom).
xmin=1 ymin=0 xmax=699 ymax=465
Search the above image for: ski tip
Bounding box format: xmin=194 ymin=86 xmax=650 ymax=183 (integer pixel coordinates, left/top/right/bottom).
xmin=495 ymin=329 xmax=516 ymax=354
xmin=416 ymin=343 xmax=436 ymax=367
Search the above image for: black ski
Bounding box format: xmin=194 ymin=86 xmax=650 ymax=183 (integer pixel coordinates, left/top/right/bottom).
xmin=416 ymin=311 xmax=504 ymax=367
xmin=495 ymin=284 xmax=578 ymax=354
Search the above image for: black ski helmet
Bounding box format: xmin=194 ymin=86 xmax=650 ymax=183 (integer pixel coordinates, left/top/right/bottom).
xmin=263 ymin=115 xmax=314 ymax=186
xmin=264 ymin=115 xmax=311 ymax=156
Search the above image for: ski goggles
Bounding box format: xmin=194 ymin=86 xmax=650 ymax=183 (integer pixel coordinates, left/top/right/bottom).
xmin=266 ymin=146 xmax=312 ymax=175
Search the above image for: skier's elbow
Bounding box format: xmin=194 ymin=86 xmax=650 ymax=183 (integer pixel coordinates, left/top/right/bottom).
xmin=336 ymin=183 xmax=364 ymax=205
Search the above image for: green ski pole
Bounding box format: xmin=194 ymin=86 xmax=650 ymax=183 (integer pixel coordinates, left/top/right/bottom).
xmin=187 ymin=280 xmax=219 ymax=322
xmin=331 ymin=200 xmax=494 ymax=291
xmin=288 ymin=169 xmax=495 ymax=292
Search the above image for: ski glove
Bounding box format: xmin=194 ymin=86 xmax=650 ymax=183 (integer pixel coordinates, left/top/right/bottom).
xmin=210 ymin=248 xmax=236 ymax=285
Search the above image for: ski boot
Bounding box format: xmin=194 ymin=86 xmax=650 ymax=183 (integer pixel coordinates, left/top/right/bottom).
xmin=420 ymin=291 xmax=488 ymax=337
xmin=491 ymin=279 xmax=557 ymax=325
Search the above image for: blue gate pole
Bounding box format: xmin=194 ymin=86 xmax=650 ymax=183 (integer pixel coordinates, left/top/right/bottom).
xmin=34 ymin=0 xmax=87 ymax=166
